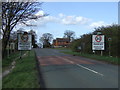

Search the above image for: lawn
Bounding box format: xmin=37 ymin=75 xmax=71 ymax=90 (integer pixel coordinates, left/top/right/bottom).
xmin=2 ymin=51 xmax=23 ymax=72
xmin=61 ymin=50 xmax=119 ymax=65
xmin=2 ymin=50 xmax=40 ymax=88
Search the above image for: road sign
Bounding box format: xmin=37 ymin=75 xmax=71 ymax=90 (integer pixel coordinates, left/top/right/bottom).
xmin=92 ymin=35 xmax=105 ymax=50
xmin=95 ymin=35 xmax=102 ymax=42
xmin=18 ymin=32 xmax=32 ymax=50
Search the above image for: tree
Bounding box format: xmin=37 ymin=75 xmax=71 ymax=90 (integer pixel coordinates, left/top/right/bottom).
xmin=63 ymin=30 xmax=75 ymax=42
xmin=70 ymin=24 xmax=119 ymax=57
xmin=2 ymin=1 xmax=46 ymax=58
xmin=29 ymin=30 xmax=37 ymax=48
xmin=40 ymin=33 xmax=53 ymax=48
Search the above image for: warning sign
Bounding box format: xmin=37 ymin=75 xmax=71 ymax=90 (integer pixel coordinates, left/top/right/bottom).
xmin=18 ymin=32 xmax=32 ymax=50
xmin=92 ymin=35 xmax=105 ymax=50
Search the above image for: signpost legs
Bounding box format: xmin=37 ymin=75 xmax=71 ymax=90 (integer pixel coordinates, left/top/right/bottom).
xmin=93 ymin=50 xmax=95 ymax=55
xmin=20 ymin=51 xmax=22 ymax=59
xmin=109 ymin=41 xmax=110 ymax=56
xmin=101 ymin=51 xmax=103 ymax=56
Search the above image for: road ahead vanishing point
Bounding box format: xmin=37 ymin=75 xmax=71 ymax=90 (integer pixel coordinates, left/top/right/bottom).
xmin=35 ymin=48 xmax=118 ymax=88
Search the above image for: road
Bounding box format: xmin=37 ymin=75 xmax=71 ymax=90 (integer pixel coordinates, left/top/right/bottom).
xmin=34 ymin=48 xmax=118 ymax=88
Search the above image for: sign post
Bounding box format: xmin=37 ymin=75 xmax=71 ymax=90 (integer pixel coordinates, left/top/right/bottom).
xmin=92 ymin=35 xmax=105 ymax=56
xmin=108 ymin=38 xmax=112 ymax=57
xmin=78 ymin=46 xmax=82 ymax=54
xmin=18 ymin=32 xmax=32 ymax=59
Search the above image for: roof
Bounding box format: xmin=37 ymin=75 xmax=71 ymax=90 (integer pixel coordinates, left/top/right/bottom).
xmin=56 ymin=38 xmax=69 ymax=42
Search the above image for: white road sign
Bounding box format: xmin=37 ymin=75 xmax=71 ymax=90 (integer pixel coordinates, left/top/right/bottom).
xmin=92 ymin=35 xmax=105 ymax=50
xmin=18 ymin=32 xmax=32 ymax=50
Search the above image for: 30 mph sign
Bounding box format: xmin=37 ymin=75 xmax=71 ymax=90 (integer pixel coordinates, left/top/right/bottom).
xmin=92 ymin=35 xmax=105 ymax=50
xmin=18 ymin=32 xmax=32 ymax=50
xmin=95 ymin=35 xmax=102 ymax=42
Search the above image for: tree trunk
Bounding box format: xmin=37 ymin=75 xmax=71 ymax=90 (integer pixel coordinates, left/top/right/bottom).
xmin=2 ymin=26 xmax=11 ymax=58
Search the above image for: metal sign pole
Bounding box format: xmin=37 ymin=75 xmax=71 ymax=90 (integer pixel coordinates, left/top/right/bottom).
xmin=108 ymin=38 xmax=112 ymax=57
xmin=93 ymin=50 xmax=95 ymax=55
xmin=20 ymin=50 xmax=22 ymax=59
xmin=101 ymin=50 xmax=103 ymax=56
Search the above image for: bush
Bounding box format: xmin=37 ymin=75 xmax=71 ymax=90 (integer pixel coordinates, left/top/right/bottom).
xmin=70 ymin=24 xmax=119 ymax=57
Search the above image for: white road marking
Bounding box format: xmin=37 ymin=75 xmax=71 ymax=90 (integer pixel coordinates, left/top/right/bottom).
xmin=76 ymin=64 xmax=104 ymax=76
xmin=56 ymin=56 xmax=104 ymax=76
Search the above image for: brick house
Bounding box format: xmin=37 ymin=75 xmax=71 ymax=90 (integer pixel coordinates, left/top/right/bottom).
xmin=53 ymin=38 xmax=70 ymax=47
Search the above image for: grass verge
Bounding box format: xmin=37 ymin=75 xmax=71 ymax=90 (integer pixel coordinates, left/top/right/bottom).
xmin=2 ymin=51 xmax=25 ymax=72
xmin=62 ymin=50 xmax=119 ymax=65
xmin=2 ymin=50 xmax=40 ymax=88
xmin=53 ymin=47 xmax=70 ymax=50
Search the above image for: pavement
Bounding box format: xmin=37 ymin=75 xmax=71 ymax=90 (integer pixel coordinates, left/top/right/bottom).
xmin=34 ymin=48 xmax=119 ymax=88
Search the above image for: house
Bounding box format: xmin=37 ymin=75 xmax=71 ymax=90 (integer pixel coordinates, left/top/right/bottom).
xmin=53 ymin=38 xmax=70 ymax=47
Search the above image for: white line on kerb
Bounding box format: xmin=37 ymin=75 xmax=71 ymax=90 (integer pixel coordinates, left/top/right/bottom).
xmin=57 ymin=56 xmax=104 ymax=76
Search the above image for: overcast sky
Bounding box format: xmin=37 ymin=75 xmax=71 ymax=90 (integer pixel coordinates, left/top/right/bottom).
xmin=15 ymin=2 xmax=118 ymax=42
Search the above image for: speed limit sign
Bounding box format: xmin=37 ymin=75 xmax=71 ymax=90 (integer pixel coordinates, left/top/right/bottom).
xmin=18 ymin=32 xmax=32 ymax=50
xmin=21 ymin=33 xmax=28 ymax=42
xmin=92 ymin=35 xmax=104 ymax=50
xmin=95 ymin=35 xmax=102 ymax=42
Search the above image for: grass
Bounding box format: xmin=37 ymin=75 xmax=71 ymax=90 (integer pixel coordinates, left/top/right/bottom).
xmin=61 ymin=50 xmax=119 ymax=65
xmin=53 ymin=47 xmax=71 ymax=51
xmin=2 ymin=50 xmax=40 ymax=88
xmin=2 ymin=51 xmax=23 ymax=71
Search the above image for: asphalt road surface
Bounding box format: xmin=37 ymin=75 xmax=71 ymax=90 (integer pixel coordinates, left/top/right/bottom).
xmin=34 ymin=48 xmax=118 ymax=88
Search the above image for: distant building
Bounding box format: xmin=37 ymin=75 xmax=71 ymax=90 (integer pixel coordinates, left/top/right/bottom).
xmin=53 ymin=38 xmax=70 ymax=47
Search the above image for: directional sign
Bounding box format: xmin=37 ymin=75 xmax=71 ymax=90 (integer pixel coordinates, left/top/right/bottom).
xmin=18 ymin=32 xmax=32 ymax=50
xmin=92 ymin=35 xmax=105 ymax=50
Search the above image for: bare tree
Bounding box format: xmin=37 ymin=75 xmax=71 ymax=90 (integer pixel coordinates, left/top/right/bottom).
xmin=40 ymin=33 xmax=53 ymax=48
xmin=2 ymin=1 xmax=47 ymax=57
xmin=64 ymin=30 xmax=75 ymax=42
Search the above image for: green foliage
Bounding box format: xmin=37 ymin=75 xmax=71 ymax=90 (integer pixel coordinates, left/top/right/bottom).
xmin=40 ymin=33 xmax=53 ymax=48
xmin=70 ymin=24 xmax=119 ymax=57
xmin=2 ymin=51 xmax=20 ymax=69
xmin=62 ymin=50 xmax=119 ymax=65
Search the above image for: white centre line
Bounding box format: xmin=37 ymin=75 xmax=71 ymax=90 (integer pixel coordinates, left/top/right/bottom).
xmin=76 ymin=64 xmax=104 ymax=76
xmin=56 ymin=56 xmax=104 ymax=76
